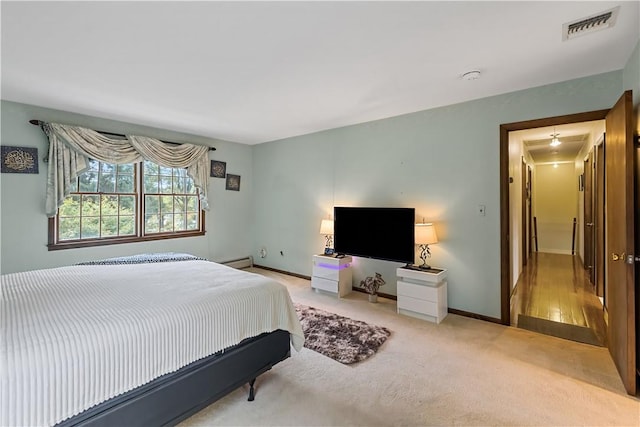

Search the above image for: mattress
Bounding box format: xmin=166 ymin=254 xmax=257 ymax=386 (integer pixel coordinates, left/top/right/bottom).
xmin=1 ymin=260 xmax=304 ymax=426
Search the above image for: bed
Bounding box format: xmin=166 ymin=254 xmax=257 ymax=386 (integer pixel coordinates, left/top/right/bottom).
xmin=1 ymin=255 xmax=305 ymax=426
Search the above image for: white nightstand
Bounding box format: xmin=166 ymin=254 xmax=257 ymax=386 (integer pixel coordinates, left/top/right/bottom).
xmin=396 ymin=267 xmax=448 ymax=323
xmin=311 ymin=254 xmax=353 ymax=297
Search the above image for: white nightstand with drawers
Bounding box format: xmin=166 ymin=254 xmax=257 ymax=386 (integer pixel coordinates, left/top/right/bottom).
xmin=311 ymin=254 xmax=353 ymax=297
xmin=396 ymin=267 xmax=448 ymax=323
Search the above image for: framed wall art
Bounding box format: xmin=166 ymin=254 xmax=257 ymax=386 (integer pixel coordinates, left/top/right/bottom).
xmin=1 ymin=145 xmax=39 ymax=174
xmin=210 ymin=160 xmax=227 ymax=178
xmin=226 ymin=174 xmax=241 ymax=191
xmin=578 ymin=173 xmax=584 ymax=192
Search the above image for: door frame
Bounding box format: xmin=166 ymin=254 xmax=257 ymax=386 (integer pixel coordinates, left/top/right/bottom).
xmin=521 ymin=157 xmax=528 ymax=267
xmin=595 ymin=138 xmax=606 ymax=299
xmin=499 ymin=109 xmax=609 ymax=324
xmin=584 ymin=149 xmax=595 ymax=282
xmin=528 ymin=165 xmax=533 ymax=258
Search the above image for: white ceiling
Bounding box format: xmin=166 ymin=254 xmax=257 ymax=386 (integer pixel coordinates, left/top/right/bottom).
xmin=2 ymin=1 xmax=639 ymax=144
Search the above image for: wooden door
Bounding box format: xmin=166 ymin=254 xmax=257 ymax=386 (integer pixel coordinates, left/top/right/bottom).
xmin=584 ymin=150 xmax=594 ymax=282
xmin=595 ymin=140 xmax=605 ymax=298
xmin=605 ymin=90 xmax=636 ymax=395
xmin=528 ymin=166 xmax=533 ymax=258
xmin=635 ymin=126 xmax=640 ymax=388
xmin=522 ymin=158 xmax=527 ymax=266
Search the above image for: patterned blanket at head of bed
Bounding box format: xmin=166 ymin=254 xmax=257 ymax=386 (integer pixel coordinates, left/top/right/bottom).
xmin=76 ymin=252 xmax=209 ymax=266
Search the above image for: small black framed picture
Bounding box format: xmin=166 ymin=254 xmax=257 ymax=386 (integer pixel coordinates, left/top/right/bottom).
xmin=210 ymin=160 xmax=227 ymax=178
xmin=226 ymin=174 xmax=241 ymax=191
xmin=1 ymin=145 xmax=39 ymax=174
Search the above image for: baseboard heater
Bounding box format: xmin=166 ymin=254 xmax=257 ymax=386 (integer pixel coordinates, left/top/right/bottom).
xmin=222 ymin=256 xmax=254 ymax=270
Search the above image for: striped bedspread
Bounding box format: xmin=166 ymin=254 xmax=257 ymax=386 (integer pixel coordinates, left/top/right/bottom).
xmin=1 ymin=260 xmax=304 ymax=426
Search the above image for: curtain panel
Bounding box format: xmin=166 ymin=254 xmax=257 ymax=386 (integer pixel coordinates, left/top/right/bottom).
xmin=42 ymin=123 xmax=210 ymax=217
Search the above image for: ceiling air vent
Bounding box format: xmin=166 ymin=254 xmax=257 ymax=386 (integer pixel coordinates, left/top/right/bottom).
xmin=562 ymin=6 xmax=620 ymax=41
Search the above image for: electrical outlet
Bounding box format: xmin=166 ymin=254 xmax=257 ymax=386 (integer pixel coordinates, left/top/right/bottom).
xmin=478 ymin=205 xmax=486 ymax=216
xmin=259 ymin=247 xmax=267 ymax=258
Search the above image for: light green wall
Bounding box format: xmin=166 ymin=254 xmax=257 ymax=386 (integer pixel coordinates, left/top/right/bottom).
xmin=252 ymin=70 xmax=623 ymax=319
xmin=622 ymin=38 xmax=640 ymax=128
xmin=0 ymin=101 xmax=254 ymax=274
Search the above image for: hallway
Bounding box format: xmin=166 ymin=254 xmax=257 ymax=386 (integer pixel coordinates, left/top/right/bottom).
xmin=510 ymin=252 xmax=607 ymax=346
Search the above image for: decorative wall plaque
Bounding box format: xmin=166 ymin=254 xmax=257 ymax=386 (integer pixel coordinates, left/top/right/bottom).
xmin=210 ymin=160 xmax=227 ymax=178
xmin=226 ymin=174 xmax=241 ymax=191
xmin=1 ymin=146 xmax=39 ymax=174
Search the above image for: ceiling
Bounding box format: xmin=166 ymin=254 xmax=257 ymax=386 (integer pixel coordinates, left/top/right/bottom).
xmin=2 ymin=2 xmax=638 ymax=145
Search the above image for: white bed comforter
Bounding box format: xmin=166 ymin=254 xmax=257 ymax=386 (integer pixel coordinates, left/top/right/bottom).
xmin=1 ymin=260 xmax=304 ymax=426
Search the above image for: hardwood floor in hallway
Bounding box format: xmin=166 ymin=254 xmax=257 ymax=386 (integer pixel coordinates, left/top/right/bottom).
xmin=510 ymin=252 xmax=607 ymax=346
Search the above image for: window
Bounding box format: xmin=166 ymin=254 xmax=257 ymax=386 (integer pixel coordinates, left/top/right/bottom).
xmin=142 ymin=161 xmax=200 ymax=234
xmin=49 ymin=160 xmax=204 ymax=250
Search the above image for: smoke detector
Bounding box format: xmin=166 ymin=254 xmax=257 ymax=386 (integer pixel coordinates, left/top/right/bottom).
xmin=462 ymin=70 xmax=481 ymax=81
xmin=562 ymin=6 xmax=620 ymax=41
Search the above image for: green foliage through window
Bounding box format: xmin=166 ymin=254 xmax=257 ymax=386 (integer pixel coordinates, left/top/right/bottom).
xmin=54 ymin=160 xmax=202 ymax=245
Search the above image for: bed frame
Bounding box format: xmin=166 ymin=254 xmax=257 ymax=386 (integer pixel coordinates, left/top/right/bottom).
xmin=58 ymin=329 xmax=291 ymax=427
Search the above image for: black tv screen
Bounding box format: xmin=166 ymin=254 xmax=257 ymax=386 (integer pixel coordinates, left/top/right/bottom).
xmin=333 ymin=207 xmax=415 ymax=264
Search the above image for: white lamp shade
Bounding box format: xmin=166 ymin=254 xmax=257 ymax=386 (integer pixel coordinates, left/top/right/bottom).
xmin=319 ymin=219 xmax=334 ymax=235
xmin=415 ymin=223 xmax=438 ymax=245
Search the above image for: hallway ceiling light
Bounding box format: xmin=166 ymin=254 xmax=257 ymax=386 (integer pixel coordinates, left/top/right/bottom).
xmin=550 ymin=129 xmax=562 ymax=147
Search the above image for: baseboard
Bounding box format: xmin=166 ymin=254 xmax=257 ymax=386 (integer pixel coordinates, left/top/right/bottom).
xmin=537 ymin=249 xmax=574 ymax=255
xmin=447 ymin=308 xmax=503 ymax=324
xmin=351 ymin=286 xmax=397 ymax=301
xmin=252 ymin=264 xmax=311 ymax=281
xmin=221 ymin=256 xmax=253 ymax=269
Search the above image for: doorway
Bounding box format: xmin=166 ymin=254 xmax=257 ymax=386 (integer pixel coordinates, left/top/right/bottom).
xmin=507 ymin=120 xmax=606 ymax=346
xmin=499 ymin=109 xmax=609 ymax=323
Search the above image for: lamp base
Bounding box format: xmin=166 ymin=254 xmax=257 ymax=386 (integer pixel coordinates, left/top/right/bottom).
xmin=403 ymin=264 xmax=443 ymax=273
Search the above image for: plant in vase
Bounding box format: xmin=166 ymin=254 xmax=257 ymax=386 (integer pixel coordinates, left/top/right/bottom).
xmin=360 ymin=272 xmax=386 ymax=303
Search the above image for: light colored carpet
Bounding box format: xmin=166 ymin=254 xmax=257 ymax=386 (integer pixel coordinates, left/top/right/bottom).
xmin=180 ymin=268 xmax=640 ymax=426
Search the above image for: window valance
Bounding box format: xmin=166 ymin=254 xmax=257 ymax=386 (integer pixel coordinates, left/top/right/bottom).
xmin=41 ymin=122 xmax=210 ymax=217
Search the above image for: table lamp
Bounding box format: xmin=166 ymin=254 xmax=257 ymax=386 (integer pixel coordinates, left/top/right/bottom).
xmin=320 ymin=219 xmax=334 ymax=255
xmin=415 ymin=223 xmax=438 ymax=269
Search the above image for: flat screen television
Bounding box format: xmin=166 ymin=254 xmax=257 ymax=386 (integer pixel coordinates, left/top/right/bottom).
xmin=333 ymin=207 xmax=415 ymax=264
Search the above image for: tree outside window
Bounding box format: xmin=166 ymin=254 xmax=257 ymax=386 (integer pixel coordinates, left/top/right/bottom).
xmin=51 ymin=159 xmax=204 ymax=249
